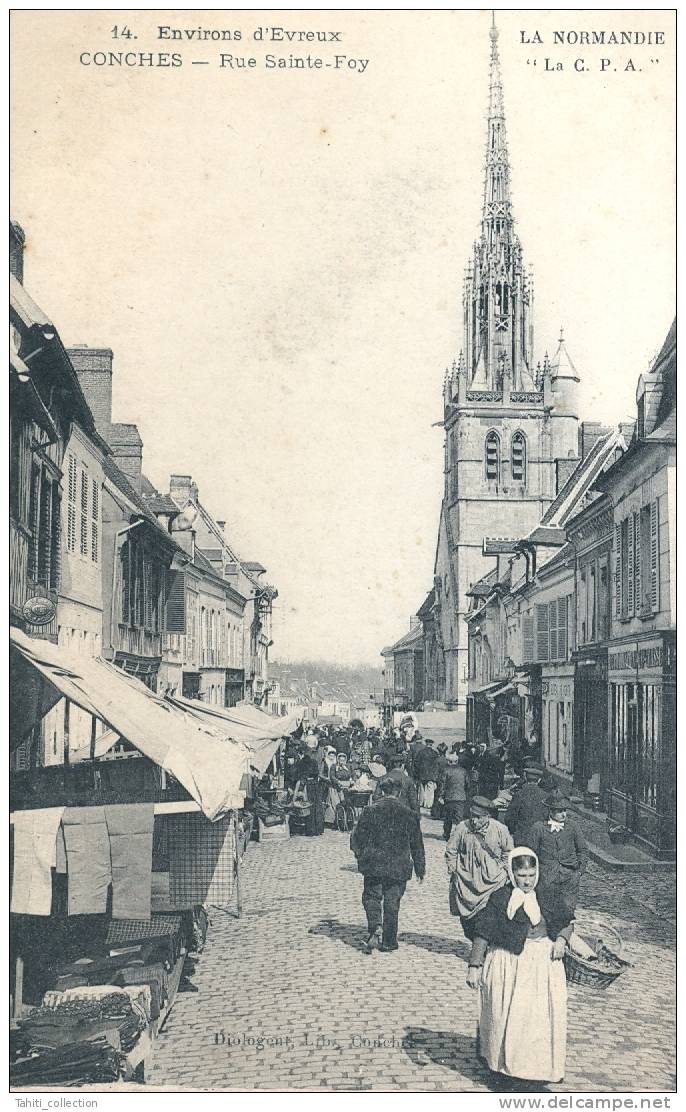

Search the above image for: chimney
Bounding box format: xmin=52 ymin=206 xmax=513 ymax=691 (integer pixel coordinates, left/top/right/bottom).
xmin=10 ymin=222 xmax=25 ymax=284
xmin=409 ymin=615 xmax=420 ymax=630
xmin=169 ymin=474 xmax=199 ymax=509
xmin=216 ymin=520 xmax=226 ymax=532
xmin=69 ymin=346 xmax=114 ymax=432
xmin=107 ymin=423 xmax=143 ymax=493
xmin=578 ymin=421 xmax=612 ymax=460
xmin=555 ymin=456 xmax=580 ymax=494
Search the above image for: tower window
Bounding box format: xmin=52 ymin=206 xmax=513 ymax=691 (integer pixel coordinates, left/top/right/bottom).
xmin=485 ymin=432 xmax=500 ymax=482
xmin=511 ymin=432 xmax=527 ymax=482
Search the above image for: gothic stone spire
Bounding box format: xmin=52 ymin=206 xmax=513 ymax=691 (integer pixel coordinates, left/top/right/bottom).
xmin=463 ymin=14 xmax=535 ymax=394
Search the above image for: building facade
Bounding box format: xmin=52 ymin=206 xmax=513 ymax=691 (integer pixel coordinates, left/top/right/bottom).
xmin=428 ymin=18 xmax=582 ymax=726
xmin=10 ymin=225 xmax=108 ymax=768
xmin=595 ymin=321 xmax=676 ymax=856
xmin=70 ymin=347 xmax=180 ymax=695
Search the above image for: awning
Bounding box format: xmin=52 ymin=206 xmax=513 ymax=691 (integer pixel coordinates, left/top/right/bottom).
xmin=167 ymin=695 xmax=302 ymax=776
xmin=470 ymin=678 xmax=510 ymax=701
xmin=10 ymin=629 xmax=247 ymax=821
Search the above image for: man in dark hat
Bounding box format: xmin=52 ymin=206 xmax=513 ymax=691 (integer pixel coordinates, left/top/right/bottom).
xmin=351 ymin=777 xmax=425 ymax=953
xmin=445 ymin=795 xmax=513 ymax=941
xmin=414 ymin=737 xmax=441 ymax=811
xmin=530 ymin=791 xmax=588 ymax=915
xmin=430 ymin=743 xmax=449 ymax=818
xmin=504 ymin=767 xmax=557 ymax=847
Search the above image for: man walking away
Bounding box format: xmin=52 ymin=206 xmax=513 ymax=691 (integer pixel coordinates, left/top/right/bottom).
xmin=372 ymin=754 xmax=419 ymax=812
xmin=504 ymin=767 xmax=556 ymax=846
xmin=431 ymin=744 xmax=449 ymax=818
xmin=440 ymin=751 xmax=470 ymax=840
xmin=414 ymin=737 xmax=440 ymax=811
xmin=351 ymin=778 xmax=425 ymax=953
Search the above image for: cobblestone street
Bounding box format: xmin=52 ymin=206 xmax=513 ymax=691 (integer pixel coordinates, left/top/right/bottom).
xmin=151 ymin=818 xmax=676 ymax=1093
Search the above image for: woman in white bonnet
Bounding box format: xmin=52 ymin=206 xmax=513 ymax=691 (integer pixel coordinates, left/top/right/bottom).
xmin=466 ymin=847 xmax=572 ymax=1086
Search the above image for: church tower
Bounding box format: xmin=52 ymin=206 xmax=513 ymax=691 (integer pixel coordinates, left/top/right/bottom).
xmin=431 ymin=14 xmax=580 ymax=723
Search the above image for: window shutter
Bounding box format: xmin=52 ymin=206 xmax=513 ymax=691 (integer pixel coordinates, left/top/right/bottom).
xmin=633 ymin=511 xmax=641 ymax=616
xmin=536 ymin=603 xmax=549 ymax=662
xmin=38 ymin=476 xmax=52 ymax=585
xmin=144 ymin=557 xmax=153 ymax=630
xmin=80 ymin=470 xmax=89 ymax=556
xmin=50 ymin=483 xmax=61 ymax=590
xmin=650 ymin=500 xmax=659 ymax=612
xmin=165 ymin=569 xmax=186 ymax=633
xmin=67 ymin=502 xmax=76 ymax=553
xmin=627 ymin=514 xmax=635 ymax=615
xmin=28 ymin=464 xmax=41 ymax=580
xmin=120 ymin=542 xmax=130 ymax=624
xmin=549 ymin=600 xmax=558 ymax=660
xmin=135 ymin=544 xmax=145 ymax=626
xmin=558 ymin=596 xmax=568 ymax=659
xmin=68 ymin=454 xmax=77 ymax=502
xmin=522 ymin=616 xmax=534 ymax=663
xmin=614 ymin=523 xmax=622 ymax=618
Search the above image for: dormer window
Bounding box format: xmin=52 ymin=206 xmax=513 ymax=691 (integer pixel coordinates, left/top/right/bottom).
xmin=511 ymin=432 xmax=527 ymax=483
xmin=485 ymin=432 xmax=500 ymax=482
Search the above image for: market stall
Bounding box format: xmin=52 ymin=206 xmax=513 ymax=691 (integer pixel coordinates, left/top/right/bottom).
xmin=9 ymin=629 xmax=299 ymax=1085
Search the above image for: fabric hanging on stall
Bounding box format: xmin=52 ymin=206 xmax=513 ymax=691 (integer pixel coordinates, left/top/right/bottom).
xmin=168 ymin=695 xmax=301 ymax=775
xmin=55 ymin=823 xmax=67 ymax=874
xmin=10 ymin=629 xmax=248 ymax=820
xmin=62 ymin=807 xmax=112 ymax=915
xmin=103 ymin=804 xmax=154 ymax=921
xmin=166 ymin=812 xmax=234 ymax=908
xmin=10 ymin=807 xmax=65 ymax=916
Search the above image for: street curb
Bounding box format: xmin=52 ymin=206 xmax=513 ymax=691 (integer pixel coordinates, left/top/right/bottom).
xmin=586 ymin=843 xmax=675 ymax=872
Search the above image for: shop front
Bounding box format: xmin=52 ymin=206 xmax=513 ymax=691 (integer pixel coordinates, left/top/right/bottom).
xmin=541 ymin=667 xmax=575 ymax=789
xmin=467 ymin=678 xmax=524 ymax=748
xmin=225 ymin=668 xmax=245 ymax=707
xmin=573 ymin=648 xmax=608 ymax=798
xmin=607 ymin=632 xmax=676 ymax=857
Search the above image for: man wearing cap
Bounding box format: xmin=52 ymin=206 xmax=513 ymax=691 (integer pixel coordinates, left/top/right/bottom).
xmin=529 ymin=791 xmax=588 ymax=915
xmin=445 ymin=795 xmax=513 ymax=941
xmin=351 ymin=778 xmax=425 ymax=953
xmin=439 ymin=751 xmax=470 ymax=840
xmin=504 ymin=767 xmax=557 ymax=847
xmin=372 ymin=754 xmax=419 ymax=813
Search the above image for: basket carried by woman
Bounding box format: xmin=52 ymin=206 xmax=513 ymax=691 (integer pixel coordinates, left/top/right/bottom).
xmin=564 ymin=913 xmax=632 ymax=990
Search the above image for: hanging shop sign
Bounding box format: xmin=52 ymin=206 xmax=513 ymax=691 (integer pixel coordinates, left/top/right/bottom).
xmin=483 ymin=538 xmax=519 ymax=555
xmin=22 ymin=595 xmax=57 ymax=627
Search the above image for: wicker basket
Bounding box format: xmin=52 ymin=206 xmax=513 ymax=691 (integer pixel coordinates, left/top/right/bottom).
xmin=564 ymin=913 xmax=631 ymax=990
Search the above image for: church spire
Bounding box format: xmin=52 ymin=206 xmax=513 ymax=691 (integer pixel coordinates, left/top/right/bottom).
xmin=482 ymin=12 xmax=512 ymax=245
xmin=462 ymin=13 xmax=535 ymax=394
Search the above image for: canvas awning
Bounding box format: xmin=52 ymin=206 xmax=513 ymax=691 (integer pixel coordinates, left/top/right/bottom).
xmin=470 ymin=678 xmax=512 ymax=702
xmin=10 ymin=629 xmax=248 ymax=821
xmin=167 ymin=695 xmax=303 ymax=776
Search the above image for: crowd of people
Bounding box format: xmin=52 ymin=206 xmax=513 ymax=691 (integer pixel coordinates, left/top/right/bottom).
xmin=267 ymin=713 xmax=596 ymax=1088
xmin=272 ymin=711 xmax=595 ymax=1085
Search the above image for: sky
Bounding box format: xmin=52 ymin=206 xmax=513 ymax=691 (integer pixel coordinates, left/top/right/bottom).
xmin=11 ymin=9 xmax=675 ymax=665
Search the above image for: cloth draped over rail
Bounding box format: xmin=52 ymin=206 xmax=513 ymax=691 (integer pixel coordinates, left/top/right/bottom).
xmin=10 ymin=629 xmax=302 ymax=820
